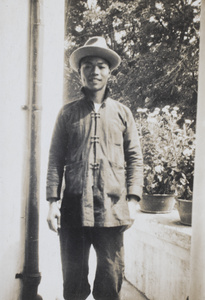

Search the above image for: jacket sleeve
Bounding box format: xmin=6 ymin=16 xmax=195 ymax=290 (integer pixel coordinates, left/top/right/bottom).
xmin=123 ymin=107 xmax=143 ymax=200
xmin=46 ymin=108 xmax=68 ymax=200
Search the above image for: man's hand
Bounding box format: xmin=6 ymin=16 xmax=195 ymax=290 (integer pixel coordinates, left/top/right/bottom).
xmin=47 ymin=200 xmax=61 ymax=233
xmin=128 ymin=196 xmax=139 ymax=220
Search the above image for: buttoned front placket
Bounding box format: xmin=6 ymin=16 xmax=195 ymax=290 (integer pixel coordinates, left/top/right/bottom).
xmin=90 ymin=111 xmax=100 ymax=192
xmin=81 ymin=97 xmax=110 ymax=226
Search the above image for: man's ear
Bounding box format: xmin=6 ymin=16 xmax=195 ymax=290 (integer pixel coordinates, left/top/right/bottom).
xmin=78 ymin=68 xmax=82 ymax=80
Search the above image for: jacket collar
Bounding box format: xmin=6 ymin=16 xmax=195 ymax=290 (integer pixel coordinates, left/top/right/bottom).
xmin=81 ymin=87 xmax=110 ymax=104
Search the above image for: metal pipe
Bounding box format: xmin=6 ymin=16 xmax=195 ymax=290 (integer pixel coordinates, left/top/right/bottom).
xmin=16 ymin=1 xmax=44 ymax=299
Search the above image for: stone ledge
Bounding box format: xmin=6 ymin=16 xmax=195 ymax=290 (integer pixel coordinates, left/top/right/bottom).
xmin=124 ymin=207 xmax=191 ymax=300
xmin=132 ymin=207 xmax=192 ymax=250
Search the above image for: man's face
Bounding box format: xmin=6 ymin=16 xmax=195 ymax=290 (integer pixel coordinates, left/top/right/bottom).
xmin=79 ymin=56 xmax=110 ymax=91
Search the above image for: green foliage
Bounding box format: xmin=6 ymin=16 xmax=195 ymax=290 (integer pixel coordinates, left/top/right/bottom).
xmin=64 ymin=0 xmax=200 ymax=120
xmin=136 ymin=106 xmax=195 ymax=199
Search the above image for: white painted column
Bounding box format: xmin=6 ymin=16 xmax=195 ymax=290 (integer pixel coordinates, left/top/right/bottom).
xmin=189 ymin=1 xmax=205 ymax=299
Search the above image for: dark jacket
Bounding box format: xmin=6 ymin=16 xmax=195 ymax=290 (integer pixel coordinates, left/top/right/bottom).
xmin=46 ymin=92 xmax=143 ymax=227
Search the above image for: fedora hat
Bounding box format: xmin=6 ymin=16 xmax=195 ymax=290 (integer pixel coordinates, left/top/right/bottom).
xmin=69 ymin=36 xmax=121 ymax=72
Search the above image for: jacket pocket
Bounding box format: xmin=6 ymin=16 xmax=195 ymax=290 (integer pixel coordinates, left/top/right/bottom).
xmin=65 ymin=161 xmax=84 ymax=195
xmin=99 ymin=160 xmax=125 ymax=198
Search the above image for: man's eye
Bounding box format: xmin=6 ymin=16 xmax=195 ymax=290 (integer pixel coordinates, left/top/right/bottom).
xmin=82 ymin=64 xmax=91 ymax=69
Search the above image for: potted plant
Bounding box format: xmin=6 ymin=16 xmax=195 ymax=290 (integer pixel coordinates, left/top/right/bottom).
xmin=136 ymin=106 xmax=195 ymax=216
xmin=174 ymin=120 xmax=195 ymax=225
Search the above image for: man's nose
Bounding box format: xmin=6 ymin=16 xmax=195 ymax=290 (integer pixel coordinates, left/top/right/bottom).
xmin=91 ymin=65 xmax=100 ymax=74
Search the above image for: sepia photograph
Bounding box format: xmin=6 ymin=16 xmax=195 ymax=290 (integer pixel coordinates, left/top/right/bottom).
xmin=1 ymin=0 xmax=205 ymax=299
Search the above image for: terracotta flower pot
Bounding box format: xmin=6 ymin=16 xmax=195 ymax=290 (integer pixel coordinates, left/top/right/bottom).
xmin=176 ymin=199 xmax=192 ymax=226
xmin=140 ymin=194 xmax=176 ymax=214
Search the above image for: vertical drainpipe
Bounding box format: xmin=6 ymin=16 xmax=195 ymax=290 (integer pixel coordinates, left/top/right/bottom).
xmin=16 ymin=1 xmax=43 ymax=299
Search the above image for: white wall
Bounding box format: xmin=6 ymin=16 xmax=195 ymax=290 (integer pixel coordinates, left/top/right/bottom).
xmin=189 ymin=1 xmax=205 ymax=298
xmin=0 ymin=1 xmax=30 ymax=299
xmin=38 ymin=1 xmax=65 ymax=299
xmin=0 ymin=1 xmax=65 ymax=299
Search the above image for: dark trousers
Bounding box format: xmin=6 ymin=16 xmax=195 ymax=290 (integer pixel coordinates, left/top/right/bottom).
xmin=59 ymin=226 xmax=125 ymax=300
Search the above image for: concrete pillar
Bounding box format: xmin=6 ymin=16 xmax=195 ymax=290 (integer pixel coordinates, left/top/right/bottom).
xmin=189 ymin=1 xmax=205 ymax=299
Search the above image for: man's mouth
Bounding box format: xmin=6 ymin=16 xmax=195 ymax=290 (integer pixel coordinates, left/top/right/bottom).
xmin=89 ymin=77 xmax=101 ymax=82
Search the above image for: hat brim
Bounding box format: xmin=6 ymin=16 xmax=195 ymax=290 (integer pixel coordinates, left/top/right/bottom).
xmin=69 ymin=46 xmax=121 ymax=72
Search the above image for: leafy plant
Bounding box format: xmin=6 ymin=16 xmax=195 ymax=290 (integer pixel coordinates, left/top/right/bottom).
xmin=136 ymin=106 xmax=195 ymax=199
xmin=64 ymin=0 xmax=200 ymax=120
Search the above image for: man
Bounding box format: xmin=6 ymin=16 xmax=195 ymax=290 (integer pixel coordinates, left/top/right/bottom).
xmin=46 ymin=36 xmax=143 ymax=300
